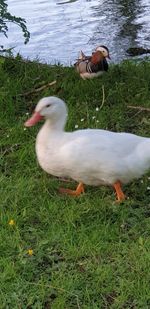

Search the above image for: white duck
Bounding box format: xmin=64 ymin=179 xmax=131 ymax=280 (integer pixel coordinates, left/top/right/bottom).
xmin=25 ymin=96 xmax=150 ymax=202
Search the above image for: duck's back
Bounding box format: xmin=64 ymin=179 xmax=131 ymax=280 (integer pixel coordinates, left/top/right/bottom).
xmin=66 ymin=129 xmax=145 ymax=155
xmin=57 ymin=129 xmax=148 ymax=185
xmin=36 ymin=127 xmax=149 ymax=185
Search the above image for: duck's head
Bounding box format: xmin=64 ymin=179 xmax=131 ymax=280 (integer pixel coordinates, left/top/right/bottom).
xmin=24 ymin=96 xmax=68 ymax=128
xmin=95 ymin=45 xmax=110 ymax=59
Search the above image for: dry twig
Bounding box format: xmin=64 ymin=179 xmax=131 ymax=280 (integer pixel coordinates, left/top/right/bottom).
xmin=20 ymin=80 xmax=56 ymax=97
xmin=127 ymin=105 xmax=150 ymax=112
xmin=100 ymin=85 xmax=105 ymax=110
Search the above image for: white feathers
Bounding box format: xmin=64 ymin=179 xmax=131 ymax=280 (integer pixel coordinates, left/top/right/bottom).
xmin=26 ymin=96 xmax=150 ymax=188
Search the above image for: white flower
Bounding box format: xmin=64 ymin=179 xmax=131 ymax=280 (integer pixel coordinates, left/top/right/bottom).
xmin=147 ymin=186 xmax=150 ymax=190
xmin=120 ymin=224 xmax=125 ymax=228
xmin=75 ymin=124 xmax=79 ymax=129
xmin=96 ymin=107 xmax=99 ymax=112
xmin=80 ymin=118 xmax=84 ymax=122
xmin=140 ymin=180 xmax=144 ymax=184
xmin=92 ymin=116 xmax=96 ymax=120
xmin=25 ymin=112 xmax=29 ymax=115
xmin=96 ymin=120 xmax=99 ymax=123
xmin=24 ymin=128 xmax=27 ymax=131
xmin=7 ymin=135 xmax=9 ymax=138
xmin=148 ymin=177 xmax=150 ymax=180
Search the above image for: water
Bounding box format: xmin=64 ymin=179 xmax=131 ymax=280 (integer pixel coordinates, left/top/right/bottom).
xmin=2 ymin=0 xmax=150 ymax=65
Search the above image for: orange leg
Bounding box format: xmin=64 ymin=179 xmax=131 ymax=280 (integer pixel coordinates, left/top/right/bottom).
xmin=59 ymin=182 xmax=84 ymax=196
xmin=113 ymin=181 xmax=126 ymax=202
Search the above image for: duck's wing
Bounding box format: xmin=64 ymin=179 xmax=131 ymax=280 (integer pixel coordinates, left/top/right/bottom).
xmin=60 ymin=130 xmax=143 ymax=162
xmin=75 ymin=61 xmax=88 ymax=74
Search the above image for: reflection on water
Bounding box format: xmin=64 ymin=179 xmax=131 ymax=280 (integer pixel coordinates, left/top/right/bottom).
xmin=57 ymin=0 xmax=78 ymax=4
xmin=2 ymin=0 xmax=150 ymax=65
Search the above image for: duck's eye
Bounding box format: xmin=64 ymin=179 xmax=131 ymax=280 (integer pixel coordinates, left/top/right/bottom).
xmin=46 ymin=104 xmax=51 ymax=108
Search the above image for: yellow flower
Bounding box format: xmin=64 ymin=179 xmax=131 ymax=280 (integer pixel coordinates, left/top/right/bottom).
xmin=9 ymin=219 xmax=15 ymax=226
xmin=27 ymin=249 xmax=33 ymax=256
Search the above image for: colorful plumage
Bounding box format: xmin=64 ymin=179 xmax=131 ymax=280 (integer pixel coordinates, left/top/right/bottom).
xmin=75 ymin=45 xmax=110 ymax=79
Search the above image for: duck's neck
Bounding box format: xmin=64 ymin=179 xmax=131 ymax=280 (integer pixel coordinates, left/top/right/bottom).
xmin=43 ymin=117 xmax=66 ymax=133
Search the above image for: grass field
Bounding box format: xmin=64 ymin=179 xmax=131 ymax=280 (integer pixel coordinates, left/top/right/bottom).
xmin=0 ymin=55 xmax=150 ymax=308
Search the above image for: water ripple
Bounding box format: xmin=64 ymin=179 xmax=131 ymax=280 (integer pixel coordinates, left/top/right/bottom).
xmin=2 ymin=0 xmax=150 ymax=64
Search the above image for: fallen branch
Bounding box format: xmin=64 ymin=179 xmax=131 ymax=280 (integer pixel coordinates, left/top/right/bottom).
xmin=20 ymin=80 xmax=56 ymax=96
xmin=127 ymin=105 xmax=150 ymax=112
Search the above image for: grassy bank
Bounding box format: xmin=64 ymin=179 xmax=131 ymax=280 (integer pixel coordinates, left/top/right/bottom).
xmin=0 ymin=55 xmax=150 ymax=308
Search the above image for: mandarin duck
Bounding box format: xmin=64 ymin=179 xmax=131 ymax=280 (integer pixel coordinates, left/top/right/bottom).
xmin=75 ymin=45 xmax=110 ymax=79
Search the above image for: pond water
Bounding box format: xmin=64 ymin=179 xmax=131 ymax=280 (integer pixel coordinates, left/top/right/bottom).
xmin=2 ymin=0 xmax=150 ymax=65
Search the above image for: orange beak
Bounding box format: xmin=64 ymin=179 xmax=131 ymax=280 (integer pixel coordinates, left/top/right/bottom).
xmin=24 ymin=111 xmax=43 ymax=127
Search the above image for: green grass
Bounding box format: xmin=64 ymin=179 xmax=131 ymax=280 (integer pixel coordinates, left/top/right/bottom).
xmin=0 ymin=55 xmax=150 ymax=308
